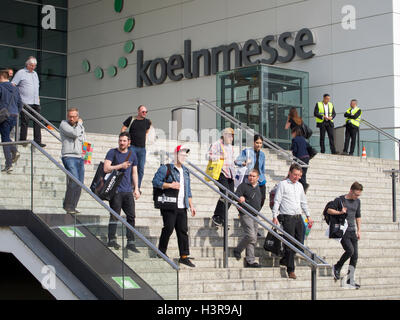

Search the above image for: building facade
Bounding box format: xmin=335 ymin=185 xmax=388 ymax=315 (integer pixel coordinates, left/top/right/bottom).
xmin=24 ymin=0 xmax=400 ymax=158
xmin=0 ymin=0 xmax=68 ymax=126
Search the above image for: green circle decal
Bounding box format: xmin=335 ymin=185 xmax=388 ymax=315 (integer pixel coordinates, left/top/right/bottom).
xmin=82 ymin=60 xmax=90 ymax=72
xmin=87 ymin=3 xmax=135 ymax=80
xmin=124 ymin=40 xmax=135 ymax=54
xmin=94 ymin=67 xmax=104 ymax=79
xmin=118 ymin=57 xmax=128 ymax=68
xmin=124 ymin=18 xmax=135 ymax=33
xmin=114 ymin=0 xmax=123 ymax=13
xmin=108 ymin=66 xmax=117 ymax=77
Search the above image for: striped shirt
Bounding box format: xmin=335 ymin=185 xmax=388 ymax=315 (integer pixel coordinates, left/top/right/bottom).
xmin=208 ymin=139 xmax=235 ymax=179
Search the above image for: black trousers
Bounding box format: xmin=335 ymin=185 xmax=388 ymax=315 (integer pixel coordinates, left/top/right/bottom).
xmin=280 ymin=214 xmax=305 ymax=273
xmin=259 ymin=184 xmax=266 ymax=209
xmin=299 ymin=157 xmax=310 ymax=189
xmin=158 ymin=208 xmax=189 ymax=257
xmin=335 ymin=231 xmax=358 ymax=270
xmin=20 ymin=104 xmax=42 ymax=143
xmin=319 ymin=122 xmax=336 ymax=154
xmin=108 ymin=192 xmax=136 ymax=243
xmin=213 ymin=174 xmax=235 ymax=221
xmin=343 ymin=125 xmax=358 ymax=155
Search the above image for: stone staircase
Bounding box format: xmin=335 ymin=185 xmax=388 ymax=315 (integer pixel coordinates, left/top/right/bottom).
xmin=1 ymin=129 xmax=400 ymax=300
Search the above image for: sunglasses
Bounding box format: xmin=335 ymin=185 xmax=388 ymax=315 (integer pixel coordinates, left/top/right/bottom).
xmin=141 ymin=110 xmax=148 ymax=113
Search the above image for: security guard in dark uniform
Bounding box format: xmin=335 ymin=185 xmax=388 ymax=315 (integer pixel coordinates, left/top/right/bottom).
xmin=314 ymin=94 xmax=337 ymax=154
xmin=342 ymin=99 xmax=362 ymax=156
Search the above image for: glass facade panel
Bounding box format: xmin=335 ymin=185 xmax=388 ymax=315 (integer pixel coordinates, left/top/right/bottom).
xmin=217 ymin=64 xmax=309 ymax=149
xmin=0 ymin=0 xmax=67 ymax=125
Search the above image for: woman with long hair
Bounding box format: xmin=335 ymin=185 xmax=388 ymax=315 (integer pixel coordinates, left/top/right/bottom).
xmin=285 ymin=107 xmax=303 ymax=132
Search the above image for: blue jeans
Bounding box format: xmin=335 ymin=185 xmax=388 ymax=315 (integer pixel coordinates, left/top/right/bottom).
xmin=129 ymin=146 xmax=146 ymax=188
xmin=0 ymin=115 xmax=18 ymax=167
xmin=62 ymin=157 xmax=85 ymax=211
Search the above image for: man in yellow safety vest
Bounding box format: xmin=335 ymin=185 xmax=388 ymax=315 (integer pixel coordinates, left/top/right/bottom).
xmin=314 ymin=94 xmax=337 ymax=154
xmin=342 ymin=99 xmax=362 ymax=156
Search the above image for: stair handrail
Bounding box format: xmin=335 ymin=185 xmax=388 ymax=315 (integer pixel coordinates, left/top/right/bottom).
xmin=360 ymin=119 xmax=400 ymax=144
xmin=0 ymin=140 xmax=179 ymax=271
xmin=161 ymin=150 xmax=328 ymax=266
xmin=196 ymin=98 xmax=309 ymax=168
xmin=360 ymin=118 xmax=400 ymax=171
xmin=160 ymin=150 xmax=329 ymax=299
xmin=21 ymin=104 xmax=61 ymax=142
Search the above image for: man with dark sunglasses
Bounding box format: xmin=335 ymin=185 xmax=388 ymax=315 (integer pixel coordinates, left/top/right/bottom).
xmin=121 ymin=105 xmax=152 ymax=192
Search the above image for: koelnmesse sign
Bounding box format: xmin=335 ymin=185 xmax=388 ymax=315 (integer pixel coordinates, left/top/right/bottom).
xmin=137 ymin=28 xmax=315 ymax=87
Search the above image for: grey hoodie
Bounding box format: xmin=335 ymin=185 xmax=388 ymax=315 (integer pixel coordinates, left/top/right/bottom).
xmin=60 ymin=120 xmax=85 ymax=158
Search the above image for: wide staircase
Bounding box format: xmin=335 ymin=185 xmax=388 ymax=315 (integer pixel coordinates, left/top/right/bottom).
xmin=1 ymin=128 xmax=400 ymax=300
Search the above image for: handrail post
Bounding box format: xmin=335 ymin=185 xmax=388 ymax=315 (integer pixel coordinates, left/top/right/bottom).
xmin=311 ymin=253 xmax=317 ymax=300
xmin=391 ymin=169 xmax=397 ymax=223
xmin=223 ymin=188 xmax=229 ymax=268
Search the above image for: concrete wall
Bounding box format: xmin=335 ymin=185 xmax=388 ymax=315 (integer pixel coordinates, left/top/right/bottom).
xmin=67 ymin=0 xmax=398 ymax=157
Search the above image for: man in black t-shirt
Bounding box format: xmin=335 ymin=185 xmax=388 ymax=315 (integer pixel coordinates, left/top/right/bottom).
xmin=327 ymin=182 xmax=363 ymax=289
xmin=121 ymin=105 xmax=152 ymax=191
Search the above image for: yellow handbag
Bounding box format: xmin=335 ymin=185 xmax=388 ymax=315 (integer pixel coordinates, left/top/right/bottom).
xmin=205 ymin=143 xmax=225 ymax=182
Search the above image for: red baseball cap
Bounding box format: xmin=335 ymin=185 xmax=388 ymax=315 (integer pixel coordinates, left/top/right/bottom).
xmin=175 ymin=145 xmax=190 ymax=154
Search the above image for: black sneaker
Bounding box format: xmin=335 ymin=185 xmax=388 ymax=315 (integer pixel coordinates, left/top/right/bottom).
xmin=38 ymin=143 xmax=46 ymax=148
xmin=126 ymin=243 xmax=140 ymax=253
xmin=179 ymin=257 xmax=195 ymax=267
xmin=212 ymin=215 xmax=223 ymax=226
xmin=107 ymin=240 xmax=121 ymax=250
xmin=245 ymin=262 xmax=261 ymax=268
xmin=333 ymin=265 xmax=341 ymax=281
xmin=233 ymin=249 xmax=241 ymax=260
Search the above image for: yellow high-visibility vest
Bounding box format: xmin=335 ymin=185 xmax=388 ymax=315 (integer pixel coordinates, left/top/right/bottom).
xmin=345 ymin=107 xmax=362 ymax=127
xmin=316 ymin=102 xmax=334 ymax=124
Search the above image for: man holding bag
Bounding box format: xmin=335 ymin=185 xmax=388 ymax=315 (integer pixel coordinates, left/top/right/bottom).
xmin=207 ymin=128 xmax=236 ymax=227
xmin=328 ymin=182 xmax=362 ymax=289
xmin=272 ymin=164 xmax=313 ymax=280
xmin=104 ymin=132 xmax=140 ymax=252
xmin=152 ymin=145 xmax=196 ymax=267
xmin=60 ymin=108 xmax=85 ymax=214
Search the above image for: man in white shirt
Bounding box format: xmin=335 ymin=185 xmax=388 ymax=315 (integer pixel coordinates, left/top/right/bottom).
xmin=12 ymin=56 xmax=45 ymax=147
xmin=272 ymin=164 xmax=313 ymax=279
xmin=314 ymin=94 xmax=337 ymax=154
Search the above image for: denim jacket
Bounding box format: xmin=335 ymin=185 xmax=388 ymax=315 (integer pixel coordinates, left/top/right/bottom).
xmin=152 ymin=162 xmax=192 ymax=209
xmin=235 ymin=148 xmax=266 ymax=185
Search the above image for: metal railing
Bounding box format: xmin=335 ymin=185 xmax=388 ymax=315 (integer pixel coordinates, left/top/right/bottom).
xmin=21 ymin=104 xmax=61 ymax=142
xmin=159 ymin=150 xmax=330 ymax=300
xmin=196 ymin=98 xmax=308 ymax=168
xmin=360 ymin=119 xmax=400 ymax=170
xmin=0 ymin=140 xmax=179 ymax=272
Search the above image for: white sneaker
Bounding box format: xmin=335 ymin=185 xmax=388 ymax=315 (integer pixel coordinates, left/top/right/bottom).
xmin=1 ymin=166 xmax=13 ymax=174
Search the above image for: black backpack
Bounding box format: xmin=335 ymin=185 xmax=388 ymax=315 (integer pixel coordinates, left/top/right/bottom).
xmin=153 ymin=164 xmax=179 ymax=210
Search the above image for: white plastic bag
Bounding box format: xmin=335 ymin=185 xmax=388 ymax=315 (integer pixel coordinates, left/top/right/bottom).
xmin=234 ymin=166 xmax=248 ymax=190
